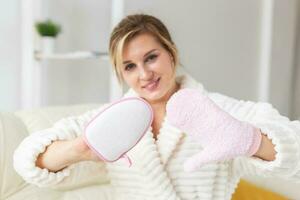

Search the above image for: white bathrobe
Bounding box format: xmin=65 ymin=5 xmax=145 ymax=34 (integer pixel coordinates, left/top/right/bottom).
xmin=13 ymin=70 xmax=300 ymax=200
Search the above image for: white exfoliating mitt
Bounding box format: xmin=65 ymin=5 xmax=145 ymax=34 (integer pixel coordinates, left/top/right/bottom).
xmin=83 ymin=97 xmax=153 ymax=166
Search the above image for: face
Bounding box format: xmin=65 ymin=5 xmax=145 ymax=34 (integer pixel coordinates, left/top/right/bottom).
xmin=121 ymin=33 xmax=178 ymax=105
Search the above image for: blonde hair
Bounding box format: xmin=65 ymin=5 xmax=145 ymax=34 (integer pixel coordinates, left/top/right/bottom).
xmin=109 ymin=14 xmax=180 ymax=86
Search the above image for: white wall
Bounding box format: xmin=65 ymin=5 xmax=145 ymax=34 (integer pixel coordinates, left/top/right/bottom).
xmin=40 ymin=0 xmax=263 ymax=110
xmin=125 ymin=0 xmax=299 ymax=119
xmin=292 ymin=1 xmax=300 ymax=120
xmin=0 ymin=1 xmax=21 ymax=112
xmin=293 ymin=54 xmax=300 ymax=119
xmin=267 ymin=1 xmax=298 ymax=119
xmin=1 ymin=0 xmax=299 ymax=119
xmin=125 ymin=0 xmax=261 ymax=102
xmin=43 ymin=0 xmax=112 ymax=106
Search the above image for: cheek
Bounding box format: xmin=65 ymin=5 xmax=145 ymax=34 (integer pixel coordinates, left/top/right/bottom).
xmin=124 ymin=74 xmax=139 ymax=88
xmin=162 ymin=54 xmax=174 ymax=68
xmin=160 ymin=63 xmax=175 ymax=78
xmin=151 ymin=58 xmax=173 ymax=73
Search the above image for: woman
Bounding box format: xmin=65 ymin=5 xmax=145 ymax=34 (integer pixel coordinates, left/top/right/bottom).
xmin=14 ymin=14 xmax=300 ymax=200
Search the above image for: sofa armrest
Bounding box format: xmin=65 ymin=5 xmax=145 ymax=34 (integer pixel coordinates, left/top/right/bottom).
xmin=14 ymin=104 xmax=101 ymax=133
xmin=1 ymin=103 xmax=109 ymax=198
xmin=0 ymin=112 xmax=30 ymax=199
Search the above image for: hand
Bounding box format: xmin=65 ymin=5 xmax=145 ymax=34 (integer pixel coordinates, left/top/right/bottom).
xmin=36 ymin=135 xmax=102 ymax=172
xmin=73 ymin=135 xmax=102 ymax=162
xmin=166 ymin=88 xmax=262 ymax=172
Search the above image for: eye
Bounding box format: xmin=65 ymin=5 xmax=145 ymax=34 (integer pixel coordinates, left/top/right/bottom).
xmin=125 ymin=63 xmax=135 ymax=71
xmin=145 ymin=54 xmax=157 ymax=63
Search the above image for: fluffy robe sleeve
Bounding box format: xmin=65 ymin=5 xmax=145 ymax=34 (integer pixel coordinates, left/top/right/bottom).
xmin=13 ymin=104 xmax=111 ymax=189
xmin=208 ymin=92 xmax=300 ymax=183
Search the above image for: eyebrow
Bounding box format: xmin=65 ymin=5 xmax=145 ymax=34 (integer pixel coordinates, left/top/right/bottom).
xmin=123 ymin=49 xmax=157 ymax=65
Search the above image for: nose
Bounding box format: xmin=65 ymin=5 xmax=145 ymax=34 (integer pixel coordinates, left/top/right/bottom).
xmin=139 ymin=65 xmax=153 ymax=81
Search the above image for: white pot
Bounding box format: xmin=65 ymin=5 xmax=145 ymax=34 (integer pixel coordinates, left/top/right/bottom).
xmin=41 ymin=37 xmax=55 ymax=54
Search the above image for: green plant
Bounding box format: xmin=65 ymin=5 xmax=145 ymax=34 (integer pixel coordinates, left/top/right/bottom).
xmin=35 ymin=19 xmax=62 ymax=37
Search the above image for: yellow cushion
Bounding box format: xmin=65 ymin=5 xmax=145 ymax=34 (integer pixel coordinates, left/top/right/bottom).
xmin=232 ymin=179 xmax=288 ymax=200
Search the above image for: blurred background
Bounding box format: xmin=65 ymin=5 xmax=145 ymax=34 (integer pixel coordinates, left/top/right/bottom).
xmin=1 ymin=0 xmax=300 ymax=199
xmin=1 ymin=0 xmax=300 ymax=120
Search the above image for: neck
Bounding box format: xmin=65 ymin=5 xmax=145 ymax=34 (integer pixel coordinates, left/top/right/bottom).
xmin=149 ymin=81 xmax=180 ymax=111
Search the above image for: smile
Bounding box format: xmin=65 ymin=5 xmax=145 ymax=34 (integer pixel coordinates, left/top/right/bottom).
xmin=143 ymin=78 xmax=160 ymax=91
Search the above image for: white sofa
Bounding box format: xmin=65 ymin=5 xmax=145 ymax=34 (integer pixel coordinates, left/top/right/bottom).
xmin=0 ymin=104 xmax=115 ymax=200
xmin=1 ymin=104 xmax=300 ymax=199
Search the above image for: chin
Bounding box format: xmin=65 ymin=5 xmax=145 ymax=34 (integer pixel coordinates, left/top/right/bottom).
xmin=142 ymin=89 xmax=168 ymax=103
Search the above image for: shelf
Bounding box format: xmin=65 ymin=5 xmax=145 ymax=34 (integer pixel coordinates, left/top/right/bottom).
xmin=21 ymin=0 xmax=124 ymax=109
xmin=35 ymin=51 xmax=109 ymax=60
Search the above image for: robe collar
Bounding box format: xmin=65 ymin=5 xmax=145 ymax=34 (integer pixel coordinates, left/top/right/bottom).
xmin=119 ymin=69 xmax=208 ymax=199
xmin=123 ymin=68 xmax=208 ymax=165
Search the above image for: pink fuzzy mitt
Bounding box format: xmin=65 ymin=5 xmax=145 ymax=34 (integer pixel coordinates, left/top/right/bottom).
xmin=166 ymin=88 xmax=262 ymax=172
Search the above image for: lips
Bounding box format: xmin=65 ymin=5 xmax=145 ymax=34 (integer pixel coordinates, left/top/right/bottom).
xmin=142 ymin=78 xmax=160 ymax=89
